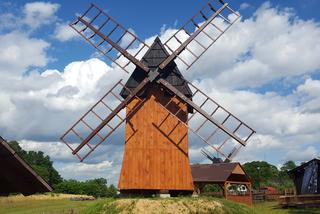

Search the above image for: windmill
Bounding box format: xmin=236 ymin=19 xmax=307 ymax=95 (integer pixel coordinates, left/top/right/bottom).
xmin=61 ymin=0 xmax=255 ymax=195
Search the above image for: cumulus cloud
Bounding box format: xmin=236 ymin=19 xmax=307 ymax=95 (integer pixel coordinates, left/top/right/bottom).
xmin=285 ymin=146 xmax=318 ymax=162
xmin=0 ymin=31 xmax=50 ymax=75
xmin=297 ymin=78 xmax=320 ymax=113
xmin=56 ymin=158 xmax=120 ymax=182
xmin=297 ymin=78 xmax=320 ymax=98
xmin=0 ymin=13 xmax=20 ymax=31
xmin=20 ymin=140 xmax=74 ymax=162
xmin=23 ymin=2 xmax=60 ymax=29
xmin=0 ymin=2 xmax=60 ymax=32
xmin=185 ymin=2 xmax=320 ymax=89
xmin=59 ymin=161 xmax=112 ymax=176
xmin=0 ymin=58 xmax=126 ymax=141
xmin=53 ymin=23 xmax=78 ymax=42
xmin=240 ymin=3 xmax=251 ymax=10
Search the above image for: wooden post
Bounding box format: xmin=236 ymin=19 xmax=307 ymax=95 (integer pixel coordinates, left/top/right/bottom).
xmin=224 ymin=182 xmax=228 ymax=200
xmin=194 ymin=183 xmax=201 ymax=195
xmin=248 ymin=182 xmax=253 ymax=205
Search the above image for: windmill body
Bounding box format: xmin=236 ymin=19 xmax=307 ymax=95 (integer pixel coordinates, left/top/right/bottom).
xmin=119 ymin=38 xmax=194 ymax=192
xmin=61 ymin=0 xmax=256 ymax=196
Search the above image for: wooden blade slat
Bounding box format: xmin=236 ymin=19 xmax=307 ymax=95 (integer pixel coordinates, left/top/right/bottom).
xmin=161 ymin=0 xmax=240 ymax=70
xmin=60 ymin=78 xmax=150 ymax=161
xmin=157 ymin=78 xmax=255 ymax=162
xmin=70 ymin=3 xmax=150 ymax=74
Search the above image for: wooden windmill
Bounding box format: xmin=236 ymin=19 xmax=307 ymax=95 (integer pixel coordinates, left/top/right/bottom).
xmin=61 ymin=0 xmax=255 ymax=195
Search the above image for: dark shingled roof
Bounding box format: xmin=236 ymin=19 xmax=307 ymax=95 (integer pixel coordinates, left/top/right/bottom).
xmin=120 ymin=37 xmax=192 ymax=99
xmin=288 ymin=158 xmax=320 ymax=175
xmin=0 ymin=136 xmax=52 ymax=196
xmin=191 ymin=163 xmax=250 ymax=183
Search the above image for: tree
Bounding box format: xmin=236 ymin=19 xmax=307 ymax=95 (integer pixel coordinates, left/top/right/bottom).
xmin=278 ymin=161 xmax=296 ymax=191
xmin=280 ymin=161 xmax=296 ymax=172
xmin=243 ymin=160 xmax=297 ymax=191
xmin=203 ymin=184 xmax=223 ymax=193
xmin=243 ymin=161 xmax=279 ymax=189
xmin=54 ymin=178 xmax=118 ymax=198
xmin=8 ymin=141 xmax=63 ymax=186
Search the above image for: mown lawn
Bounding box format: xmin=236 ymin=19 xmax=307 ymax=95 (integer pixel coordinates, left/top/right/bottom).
xmin=1 ymin=195 xmax=320 ymax=214
xmin=253 ymin=202 xmax=320 ymax=214
xmin=0 ymin=194 xmax=96 ymax=214
xmin=80 ymin=197 xmax=252 ymax=214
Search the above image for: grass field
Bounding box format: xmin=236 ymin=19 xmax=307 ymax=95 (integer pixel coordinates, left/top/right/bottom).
xmin=0 ymin=194 xmax=96 ymax=214
xmin=252 ymin=202 xmax=320 ymax=214
xmin=1 ymin=195 xmax=320 ymax=214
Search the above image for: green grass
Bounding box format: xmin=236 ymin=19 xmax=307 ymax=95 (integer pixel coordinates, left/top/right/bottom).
xmin=253 ymin=202 xmax=320 ymax=214
xmin=80 ymin=198 xmax=120 ymax=214
xmin=0 ymin=199 xmax=96 ymax=214
xmin=2 ymin=196 xmax=320 ymax=214
xmin=216 ymin=198 xmax=253 ymax=214
xmin=79 ymin=197 xmax=253 ymax=214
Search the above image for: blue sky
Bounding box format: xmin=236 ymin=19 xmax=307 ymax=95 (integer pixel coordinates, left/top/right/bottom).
xmin=0 ymin=1 xmax=319 ymax=183
xmin=2 ymin=0 xmax=320 ymax=72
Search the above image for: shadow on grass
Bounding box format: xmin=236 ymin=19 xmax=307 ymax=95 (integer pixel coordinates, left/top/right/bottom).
xmin=287 ymin=207 xmax=320 ymax=214
xmin=254 ymin=202 xmax=320 ymax=214
xmin=271 ymin=205 xmax=320 ymax=214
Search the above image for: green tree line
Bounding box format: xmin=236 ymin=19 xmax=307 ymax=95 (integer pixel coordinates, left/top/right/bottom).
xmin=54 ymin=178 xmax=117 ymax=198
xmin=243 ymin=160 xmax=297 ymax=191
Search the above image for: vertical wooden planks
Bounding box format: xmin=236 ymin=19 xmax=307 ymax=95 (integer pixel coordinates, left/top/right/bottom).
xmin=119 ymin=86 xmax=194 ymax=191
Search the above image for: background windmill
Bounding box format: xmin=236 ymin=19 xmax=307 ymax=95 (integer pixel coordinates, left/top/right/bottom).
xmin=61 ymin=0 xmax=255 ymax=195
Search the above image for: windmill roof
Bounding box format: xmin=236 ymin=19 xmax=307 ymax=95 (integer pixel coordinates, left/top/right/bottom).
xmin=288 ymin=158 xmax=320 ymax=176
xmin=0 ymin=136 xmax=52 ymax=196
xmin=120 ymin=37 xmax=192 ymax=99
xmin=191 ymin=162 xmax=251 ymax=183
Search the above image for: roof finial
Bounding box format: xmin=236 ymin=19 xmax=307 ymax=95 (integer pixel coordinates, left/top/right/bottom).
xmin=154 ymin=36 xmax=161 ymax=42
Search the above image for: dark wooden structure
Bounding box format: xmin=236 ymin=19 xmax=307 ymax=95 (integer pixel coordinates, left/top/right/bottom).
xmin=191 ymin=163 xmax=252 ymax=206
xmin=279 ymin=159 xmax=320 ymax=207
xmin=289 ymin=159 xmax=320 ymax=195
xmin=0 ymin=136 xmax=52 ymax=196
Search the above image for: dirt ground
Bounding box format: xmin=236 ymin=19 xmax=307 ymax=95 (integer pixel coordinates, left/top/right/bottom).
xmin=114 ymin=198 xmax=224 ymax=214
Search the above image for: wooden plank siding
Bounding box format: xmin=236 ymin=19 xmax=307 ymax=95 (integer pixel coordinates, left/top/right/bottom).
xmin=119 ymin=86 xmax=194 ymax=191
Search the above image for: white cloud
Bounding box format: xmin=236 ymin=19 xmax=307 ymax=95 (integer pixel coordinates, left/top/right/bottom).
xmin=285 ymin=146 xmax=318 ymax=162
xmin=60 ymin=160 xmax=112 ymax=174
xmin=0 ymin=31 xmax=50 ymax=75
xmin=297 ymin=78 xmax=320 ymax=113
xmin=54 ymin=23 xmax=78 ymax=42
xmin=20 ymin=140 xmax=73 ymax=162
xmin=23 ymin=2 xmax=60 ymax=29
xmin=57 ymin=160 xmax=117 ymax=182
xmin=186 ymin=2 xmax=320 ymax=89
xmin=0 ymin=58 xmax=127 ymax=141
xmin=240 ymin=3 xmax=251 ymax=10
xmin=297 ymin=78 xmax=320 ymax=98
xmin=0 ymin=13 xmax=20 ymax=31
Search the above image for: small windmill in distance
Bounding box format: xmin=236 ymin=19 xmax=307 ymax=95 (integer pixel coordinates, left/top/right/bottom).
xmin=61 ymin=0 xmax=255 ymax=195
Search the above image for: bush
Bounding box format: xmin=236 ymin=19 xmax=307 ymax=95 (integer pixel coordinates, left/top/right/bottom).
xmin=54 ymin=178 xmax=118 ymax=198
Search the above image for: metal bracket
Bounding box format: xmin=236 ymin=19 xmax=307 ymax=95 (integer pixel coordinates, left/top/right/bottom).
xmin=147 ymin=68 xmax=160 ymax=82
